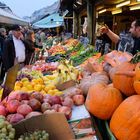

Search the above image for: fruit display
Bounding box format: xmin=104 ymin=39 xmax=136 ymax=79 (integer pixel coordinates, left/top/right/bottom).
xmin=44 ymin=60 xmax=80 ymax=85
xmin=64 ymin=39 xmax=79 ymax=51
xmin=17 ymin=69 xmax=43 ymax=80
xmin=18 ymin=130 xmax=49 ymax=140
xmin=0 ymin=89 xmax=85 ymax=123
xmin=48 ymin=45 xmax=65 ymax=56
xmin=14 ymin=77 xmax=63 ymax=96
xmin=31 ymin=61 xmax=59 ymax=72
xmin=0 ymin=115 xmax=15 ymax=139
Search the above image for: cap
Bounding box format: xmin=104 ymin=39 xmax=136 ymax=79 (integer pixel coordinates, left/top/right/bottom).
xmin=11 ymin=25 xmax=21 ymax=31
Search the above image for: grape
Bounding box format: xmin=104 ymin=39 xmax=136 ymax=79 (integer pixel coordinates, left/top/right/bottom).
xmin=0 ymin=116 xmax=15 ymax=139
xmin=16 ymin=73 xmax=33 ymax=81
xmin=18 ymin=130 xmax=49 ymax=140
xmin=1 ymin=127 xmax=7 ymax=133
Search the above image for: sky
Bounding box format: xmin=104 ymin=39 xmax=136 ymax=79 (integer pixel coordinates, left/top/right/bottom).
xmin=1 ymin=0 xmax=58 ymax=18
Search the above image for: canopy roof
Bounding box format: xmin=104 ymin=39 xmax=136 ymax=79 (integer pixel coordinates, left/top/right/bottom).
xmin=33 ymin=13 xmax=64 ymax=28
xmin=0 ymin=8 xmax=28 ymax=26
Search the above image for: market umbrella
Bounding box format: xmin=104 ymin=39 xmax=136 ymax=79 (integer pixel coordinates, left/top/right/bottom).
xmin=32 ymin=13 xmax=64 ymax=28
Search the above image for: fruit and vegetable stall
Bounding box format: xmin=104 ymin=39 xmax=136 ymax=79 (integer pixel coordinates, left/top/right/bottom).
xmin=0 ymin=38 xmax=140 ymax=140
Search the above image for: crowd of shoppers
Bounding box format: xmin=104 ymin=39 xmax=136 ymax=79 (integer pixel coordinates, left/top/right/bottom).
xmin=0 ymin=25 xmax=62 ymax=83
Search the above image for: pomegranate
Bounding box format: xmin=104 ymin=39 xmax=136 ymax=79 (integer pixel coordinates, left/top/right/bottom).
xmin=44 ymin=109 xmax=56 ymax=115
xmin=51 ymin=104 xmax=62 ymax=112
xmin=7 ymin=114 xmax=14 ymax=122
xmin=16 ymin=92 xmax=29 ymax=101
xmin=62 ymin=97 xmax=74 ymax=108
xmin=30 ymin=92 xmax=44 ymax=102
xmin=7 ymin=99 xmax=20 ymax=113
xmin=28 ymin=99 xmax=41 ymax=111
xmin=17 ymin=104 xmax=32 ymax=116
xmin=41 ymin=102 xmax=51 ymax=113
xmin=58 ymin=106 xmax=72 ymax=120
xmin=50 ymin=95 xmax=62 ymax=105
xmin=25 ymin=111 xmax=42 ymax=119
xmin=10 ymin=113 xmax=24 ymax=124
xmin=20 ymin=100 xmax=29 ymax=105
xmin=0 ymin=105 xmax=7 ymax=116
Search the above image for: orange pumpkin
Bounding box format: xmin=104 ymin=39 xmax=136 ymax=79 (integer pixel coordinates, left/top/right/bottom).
xmin=133 ymin=63 xmax=140 ymax=94
xmin=85 ymin=83 xmax=123 ymax=120
xmin=113 ymin=61 xmax=136 ymax=96
xmin=110 ymin=95 xmax=140 ymax=140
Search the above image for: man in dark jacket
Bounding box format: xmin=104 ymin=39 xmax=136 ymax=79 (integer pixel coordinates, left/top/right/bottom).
xmin=0 ymin=28 xmax=6 ymax=60
xmin=2 ymin=25 xmax=26 ymax=73
xmin=0 ymin=28 xmax=7 ymax=81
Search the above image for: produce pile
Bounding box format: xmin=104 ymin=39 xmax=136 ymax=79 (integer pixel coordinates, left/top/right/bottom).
xmin=0 ymin=116 xmax=15 ymax=139
xmin=2 ymin=36 xmax=139 ymax=140
xmin=78 ymin=50 xmax=140 ymax=140
xmin=18 ymin=130 xmax=49 ymax=140
xmin=0 ymin=86 xmax=85 ymax=124
xmin=48 ymin=45 xmax=65 ymax=56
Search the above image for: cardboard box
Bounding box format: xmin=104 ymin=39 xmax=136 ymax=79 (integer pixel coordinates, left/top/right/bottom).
xmin=56 ymin=80 xmax=76 ymax=91
xmin=13 ymin=113 xmax=75 ymax=140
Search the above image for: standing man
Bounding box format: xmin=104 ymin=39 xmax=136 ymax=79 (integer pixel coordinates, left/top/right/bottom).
xmin=2 ymin=25 xmax=26 ymax=72
xmin=100 ymin=19 xmax=140 ymax=55
xmin=0 ymin=28 xmax=7 ymax=81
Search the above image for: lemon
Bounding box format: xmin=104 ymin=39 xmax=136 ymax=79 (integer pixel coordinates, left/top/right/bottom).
xmin=14 ymin=86 xmax=21 ymax=91
xmin=15 ymin=81 xmax=23 ymax=87
xmin=34 ymin=84 xmax=42 ymax=91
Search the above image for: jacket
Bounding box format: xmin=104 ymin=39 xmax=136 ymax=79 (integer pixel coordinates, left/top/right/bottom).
xmin=2 ymin=35 xmax=27 ymax=71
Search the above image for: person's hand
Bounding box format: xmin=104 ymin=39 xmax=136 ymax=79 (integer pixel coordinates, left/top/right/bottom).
xmin=99 ymin=25 xmax=109 ymax=34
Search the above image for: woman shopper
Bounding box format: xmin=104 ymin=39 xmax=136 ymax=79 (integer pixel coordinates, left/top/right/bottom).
xmin=24 ymin=30 xmax=36 ymax=65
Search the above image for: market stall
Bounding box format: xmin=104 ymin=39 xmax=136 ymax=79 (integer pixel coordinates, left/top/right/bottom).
xmin=32 ymin=13 xmax=64 ymax=29
xmin=0 ymin=8 xmax=28 ymax=26
xmin=0 ymin=35 xmax=140 ymax=140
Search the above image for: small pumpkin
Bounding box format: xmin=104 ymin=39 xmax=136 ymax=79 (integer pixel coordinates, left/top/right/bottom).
xmin=79 ymin=72 xmax=109 ymax=95
xmin=110 ymin=95 xmax=140 ymax=140
xmin=85 ymin=83 xmax=123 ymax=120
xmin=133 ymin=63 xmax=140 ymax=94
xmin=113 ymin=53 xmax=140 ymax=96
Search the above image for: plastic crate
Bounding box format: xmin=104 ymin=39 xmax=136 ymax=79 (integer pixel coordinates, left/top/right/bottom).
xmin=104 ymin=121 xmax=116 ymax=140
